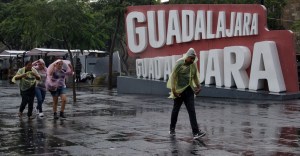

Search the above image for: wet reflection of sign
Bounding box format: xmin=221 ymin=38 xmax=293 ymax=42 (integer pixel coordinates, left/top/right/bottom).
xmin=278 ymin=127 xmax=299 ymax=147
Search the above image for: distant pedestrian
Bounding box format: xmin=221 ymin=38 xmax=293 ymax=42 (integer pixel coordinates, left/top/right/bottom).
xmin=46 ymin=59 xmax=73 ymax=120
xmin=75 ymin=58 xmax=82 ymax=83
xmin=12 ymin=60 xmax=41 ymax=119
xmin=32 ymin=59 xmax=47 ymax=117
xmin=167 ymin=48 xmax=206 ymax=139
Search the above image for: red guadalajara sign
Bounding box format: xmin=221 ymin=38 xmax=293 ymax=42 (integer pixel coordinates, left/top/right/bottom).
xmin=125 ymin=4 xmax=299 ymax=93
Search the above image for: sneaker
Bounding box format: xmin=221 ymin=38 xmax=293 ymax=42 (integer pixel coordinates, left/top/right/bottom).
xmin=35 ymin=107 xmax=39 ymax=115
xmin=28 ymin=116 xmax=35 ymax=120
xmin=193 ymin=131 xmax=206 ymax=139
xmin=60 ymin=112 xmax=67 ymax=119
xmin=169 ymin=129 xmax=176 ymax=136
xmin=39 ymin=112 xmax=44 ymax=117
xmin=53 ymin=112 xmax=59 ymax=120
xmin=18 ymin=112 xmax=23 ymax=118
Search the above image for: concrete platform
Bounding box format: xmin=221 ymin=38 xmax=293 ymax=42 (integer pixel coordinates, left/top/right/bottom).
xmin=117 ymin=76 xmax=300 ymax=100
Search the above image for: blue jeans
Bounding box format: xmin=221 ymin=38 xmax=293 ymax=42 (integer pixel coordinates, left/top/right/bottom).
xmin=170 ymin=86 xmax=200 ymax=134
xmin=35 ymin=87 xmax=46 ymax=113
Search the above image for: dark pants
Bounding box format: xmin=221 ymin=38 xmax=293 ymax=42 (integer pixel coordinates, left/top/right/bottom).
xmin=19 ymin=86 xmax=35 ymax=117
xmin=170 ymin=86 xmax=200 ymax=134
xmin=76 ymin=71 xmax=81 ymax=82
xmin=35 ymin=87 xmax=46 ymax=113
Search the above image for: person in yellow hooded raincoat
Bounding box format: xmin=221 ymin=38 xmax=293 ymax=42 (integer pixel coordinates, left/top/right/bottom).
xmin=167 ymin=48 xmax=206 ymax=139
xmin=12 ymin=60 xmax=41 ymax=119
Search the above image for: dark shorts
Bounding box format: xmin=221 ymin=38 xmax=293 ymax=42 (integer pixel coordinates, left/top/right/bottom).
xmin=50 ymin=87 xmax=67 ymax=97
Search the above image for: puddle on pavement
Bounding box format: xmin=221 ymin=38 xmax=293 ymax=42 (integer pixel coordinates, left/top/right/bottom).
xmin=144 ymin=136 xmax=170 ymax=143
xmin=0 ymin=120 xmax=76 ymax=155
xmin=278 ymin=127 xmax=300 ymax=147
xmin=0 ymin=93 xmax=19 ymax=98
xmin=76 ymin=86 xmax=118 ymax=95
xmin=167 ymin=137 xmax=207 ymax=156
xmin=106 ymin=132 xmax=138 ymax=142
xmin=73 ymin=108 xmax=137 ymax=117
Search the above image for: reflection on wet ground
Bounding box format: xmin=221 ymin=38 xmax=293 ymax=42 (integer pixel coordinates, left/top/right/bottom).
xmin=0 ymin=119 xmax=75 ymax=155
xmin=0 ymin=84 xmax=300 ymax=155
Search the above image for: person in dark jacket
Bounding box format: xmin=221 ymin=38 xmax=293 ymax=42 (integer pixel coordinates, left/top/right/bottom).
xmin=75 ymin=58 xmax=82 ymax=83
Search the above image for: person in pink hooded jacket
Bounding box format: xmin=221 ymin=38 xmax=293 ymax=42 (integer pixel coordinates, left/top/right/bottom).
xmin=32 ymin=59 xmax=47 ymax=117
xmin=46 ymin=59 xmax=73 ymax=120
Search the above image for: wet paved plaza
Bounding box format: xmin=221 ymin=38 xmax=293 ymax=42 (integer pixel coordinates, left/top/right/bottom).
xmin=0 ymin=82 xmax=300 ymax=156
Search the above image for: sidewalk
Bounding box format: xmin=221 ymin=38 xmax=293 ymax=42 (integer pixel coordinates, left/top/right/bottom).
xmin=0 ymin=82 xmax=300 ymax=155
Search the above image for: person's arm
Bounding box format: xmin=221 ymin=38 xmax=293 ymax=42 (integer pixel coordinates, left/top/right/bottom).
xmin=171 ymin=65 xmax=181 ymax=98
xmin=14 ymin=73 xmax=27 ymax=80
xmin=31 ymin=68 xmax=41 ymax=80
xmin=49 ymin=64 xmax=55 ymax=77
xmin=67 ymin=64 xmax=74 ymax=75
xmin=68 ymin=64 xmax=73 ymax=72
xmin=193 ymin=65 xmax=201 ymax=95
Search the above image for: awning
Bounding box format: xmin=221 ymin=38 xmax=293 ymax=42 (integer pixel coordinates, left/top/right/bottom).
xmin=26 ymin=48 xmax=69 ymax=56
xmin=72 ymin=50 xmax=107 ymax=56
xmin=26 ymin=48 xmax=107 ymax=56
xmin=0 ymin=50 xmax=26 ymax=57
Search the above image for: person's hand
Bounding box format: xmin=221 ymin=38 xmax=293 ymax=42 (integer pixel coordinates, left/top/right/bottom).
xmin=68 ymin=64 xmax=73 ymax=70
xmin=31 ymin=72 xmax=40 ymax=79
xmin=172 ymin=89 xmax=181 ymax=98
xmin=21 ymin=73 xmax=28 ymax=78
xmin=194 ymin=87 xmax=201 ymax=95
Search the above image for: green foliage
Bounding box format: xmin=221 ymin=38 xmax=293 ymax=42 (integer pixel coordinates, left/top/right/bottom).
xmin=264 ymin=0 xmax=286 ymax=30
xmin=0 ymin=0 xmax=109 ymax=51
xmin=168 ymin=0 xmax=258 ymax=4
xmin=292 ymin=21 xmax=300 ymax=32
xmin=168 ymin=0 xmax=286 ymax=30
xmin=0 ymin=0 xmax=32 ymax=49
xmin=0 ymin=0 xmax=288 ymax=51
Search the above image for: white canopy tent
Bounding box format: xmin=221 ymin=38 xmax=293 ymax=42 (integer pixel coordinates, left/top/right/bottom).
xmin=72 ymin=50 xmax=107 ymax=57
xmin=26 ymin=48 xmax=69 ymax=56
xmin=0 ymin=50 xmax=26 ymax=57
xmin=27 ymin=48 xmax=107 ymax=57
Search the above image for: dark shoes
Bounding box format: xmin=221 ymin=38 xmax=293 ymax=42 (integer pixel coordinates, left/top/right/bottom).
xmin=169 ymin=129 xmax=176 ymax=136
xmin=193 ymin=130 xmax=206 ymax=139
xmin=18 ymin=112 xmax=22 ymax=118
xmin=54 ymin=112 xmax=59 ymax=120
xmin=54 ymin=112 xmax=67 ymax=120
xmin=28 ymin=116 xmax=35 ymax=120
xmin=18 ymin=112 xmax=36 ymax=120
xmin=60 ymin=112 xmax=67 ymax=119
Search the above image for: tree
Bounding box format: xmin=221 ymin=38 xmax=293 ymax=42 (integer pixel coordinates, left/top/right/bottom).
xmin=168 ymin=0 xmax=286 ymax=30
xmin=264 ymin=0 xmax=286 ymax=30
xmin=0 ymin=0 xmax=32 ymax=50
xmin=32 ymin=0 xmax=108 ymax=102
xmin=292 ymin=20 xmax=300 ymax=52
xmin=91 ymin=0 xmax=158 ymax=89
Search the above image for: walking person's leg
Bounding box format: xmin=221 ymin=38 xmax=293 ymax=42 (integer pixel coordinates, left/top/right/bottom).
xmin=183 ymin=87 xmax=206 ymax=139
xmin=40 ymin=89 xmax=46 ymax=113
xmin=59 ymin=87 xmax=68 ymax=118
xmin=35 ymin=87 xmax=42 ymax=113
xmin=170 ymin=97 xmax=183 ymax=135
xmin=19 ymin=92 xmax=28 ymax=117
xmin=52 ymin=94 xmax=59 ymax=119
xmin=27 ymin=89 xmax=35 ymax=118
xmin=36 ymin=88 xmax=46 ymax=117
xmin=183 ymin=88 xmax=199 ymax=134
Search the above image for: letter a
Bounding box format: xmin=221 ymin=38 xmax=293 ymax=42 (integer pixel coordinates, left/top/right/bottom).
xmin=249 ymin=41 xmax=286 ymax=92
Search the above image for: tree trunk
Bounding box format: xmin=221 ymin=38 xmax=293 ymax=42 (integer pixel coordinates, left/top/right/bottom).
xmin=63 ymin=36 xmax=76 ymax=102
xmin=108 ymin=0 xmax=123 ymax=89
